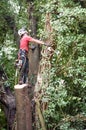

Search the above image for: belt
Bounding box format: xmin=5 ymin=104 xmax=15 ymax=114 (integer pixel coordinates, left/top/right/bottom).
xmin=19 ymin=49 xmax=28 ymax=57
xmin=19 ymin=49 xmax=28 ymax=53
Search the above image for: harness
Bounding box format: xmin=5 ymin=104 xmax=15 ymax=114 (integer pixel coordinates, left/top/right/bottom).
xmin=15 ymin=49 xmax=29 ymax=84
xmin=18 ymin=49 xmax=28 ymax=68
xmin=18 ymin=49 xmax=28 ymax=59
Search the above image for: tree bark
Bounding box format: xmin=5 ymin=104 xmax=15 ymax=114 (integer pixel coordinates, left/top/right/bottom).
xmin=0 ymin=85 xmax=16 ymax=130
xmin=14 ymin=84 xmax=32 ymax=130
xmin=35 ymin=98 xmax=46 ymax=130
xmin=27 ymin=2 xmax=40 ymax=85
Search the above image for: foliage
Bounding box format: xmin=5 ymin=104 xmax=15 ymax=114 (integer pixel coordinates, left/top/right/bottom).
xmin=0 ymin=0 xmax=28 ymax=87
xmin=0 ymin=106 xmax=6 ymax=130
xmin=37 ymin=0 xmax=86 ymax=129
xmin=0 ymin=1 xmax=19 ymax=129
xmin=0 ymin=0 xmax=86 ymax=129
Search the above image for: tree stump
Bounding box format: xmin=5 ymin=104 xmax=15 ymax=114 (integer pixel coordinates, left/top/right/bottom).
xmin=14 ymin=84 xmax=32 ymax=130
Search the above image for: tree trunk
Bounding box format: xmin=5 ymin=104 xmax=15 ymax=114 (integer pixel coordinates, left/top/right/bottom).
xmin=34 ymin=13 xmax=54 ymax=129
xmin=27 ymin=3 xmax=40 ymax=129
xmin=0 ymin=85 xmax=16 ymax=130
xmin=35 ymin=98 xmax=46 ymax=130
xmin=27 ymin=2 xmax=40 ymax=85
xmin=14 ymin=84 xmax=32 ymax=130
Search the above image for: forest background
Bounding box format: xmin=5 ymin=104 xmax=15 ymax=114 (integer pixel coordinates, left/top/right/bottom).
xmin=0 ymin=0 xmax=86 ymax=130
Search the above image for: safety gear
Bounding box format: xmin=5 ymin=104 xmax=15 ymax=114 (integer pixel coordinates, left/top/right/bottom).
xmin=30 ymin=45 xmax=36 ymax=51
xmin=18 ymin=49 xmax=28 ymax=58
xmin=18 ymin=49 xmax=29 ymax=84
xmin=18 ymin=28 xmax=28 ymax=37
xmin=15 ymin=59 xmax=22 ymax=69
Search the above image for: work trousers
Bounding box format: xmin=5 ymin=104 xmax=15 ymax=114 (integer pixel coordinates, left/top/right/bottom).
xmin=18 ymin=49 xmax=29 ymax=83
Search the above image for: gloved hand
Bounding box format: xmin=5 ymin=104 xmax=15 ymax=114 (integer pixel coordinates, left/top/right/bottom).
xmin=31 ymin=45 xmax=36 ymax=51
xmin=44 ymin=43 xmax=51 ymax=47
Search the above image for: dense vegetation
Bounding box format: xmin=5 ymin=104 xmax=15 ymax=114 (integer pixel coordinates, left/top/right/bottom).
xmin=0 ymin=0 xmax=86 ymax=129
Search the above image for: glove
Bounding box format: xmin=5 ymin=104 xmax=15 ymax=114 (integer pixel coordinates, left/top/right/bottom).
xmin=44 ymin=43 xmax=51 ymax=47
xmin=31 ymin=45 xmax=36 ymax=51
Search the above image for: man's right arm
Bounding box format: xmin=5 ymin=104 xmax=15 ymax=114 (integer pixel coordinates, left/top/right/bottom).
xmin=27 ymin=35 xmax=50 ymax=46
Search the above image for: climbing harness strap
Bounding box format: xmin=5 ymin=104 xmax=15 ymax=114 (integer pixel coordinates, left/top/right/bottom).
xmin=18 ymin=49 xmax=28 ymax=59
xmin=17 ymin=49 xmax=27 ymax=68
xmin=18 ymin=49 xmax=29 ymax=84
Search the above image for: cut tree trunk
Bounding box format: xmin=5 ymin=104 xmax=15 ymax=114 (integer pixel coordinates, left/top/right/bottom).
xmin=14 ymin=84 xmax=32 ymax=130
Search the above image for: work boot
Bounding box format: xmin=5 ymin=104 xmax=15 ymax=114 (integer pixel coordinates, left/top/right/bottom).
xmin=19 ymin=80 xmax=23 ymax=85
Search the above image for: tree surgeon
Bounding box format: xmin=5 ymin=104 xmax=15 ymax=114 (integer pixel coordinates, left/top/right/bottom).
xmin=17 ymin=27 xmax=50 ymax=84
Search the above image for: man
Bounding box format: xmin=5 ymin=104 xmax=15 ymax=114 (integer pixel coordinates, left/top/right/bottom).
xmin=17 ymin=28 xmax=49 ymax=84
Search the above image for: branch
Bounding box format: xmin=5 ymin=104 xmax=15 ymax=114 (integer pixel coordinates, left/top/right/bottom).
xmin=53 ymin=114 xmax=86 ymax=130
